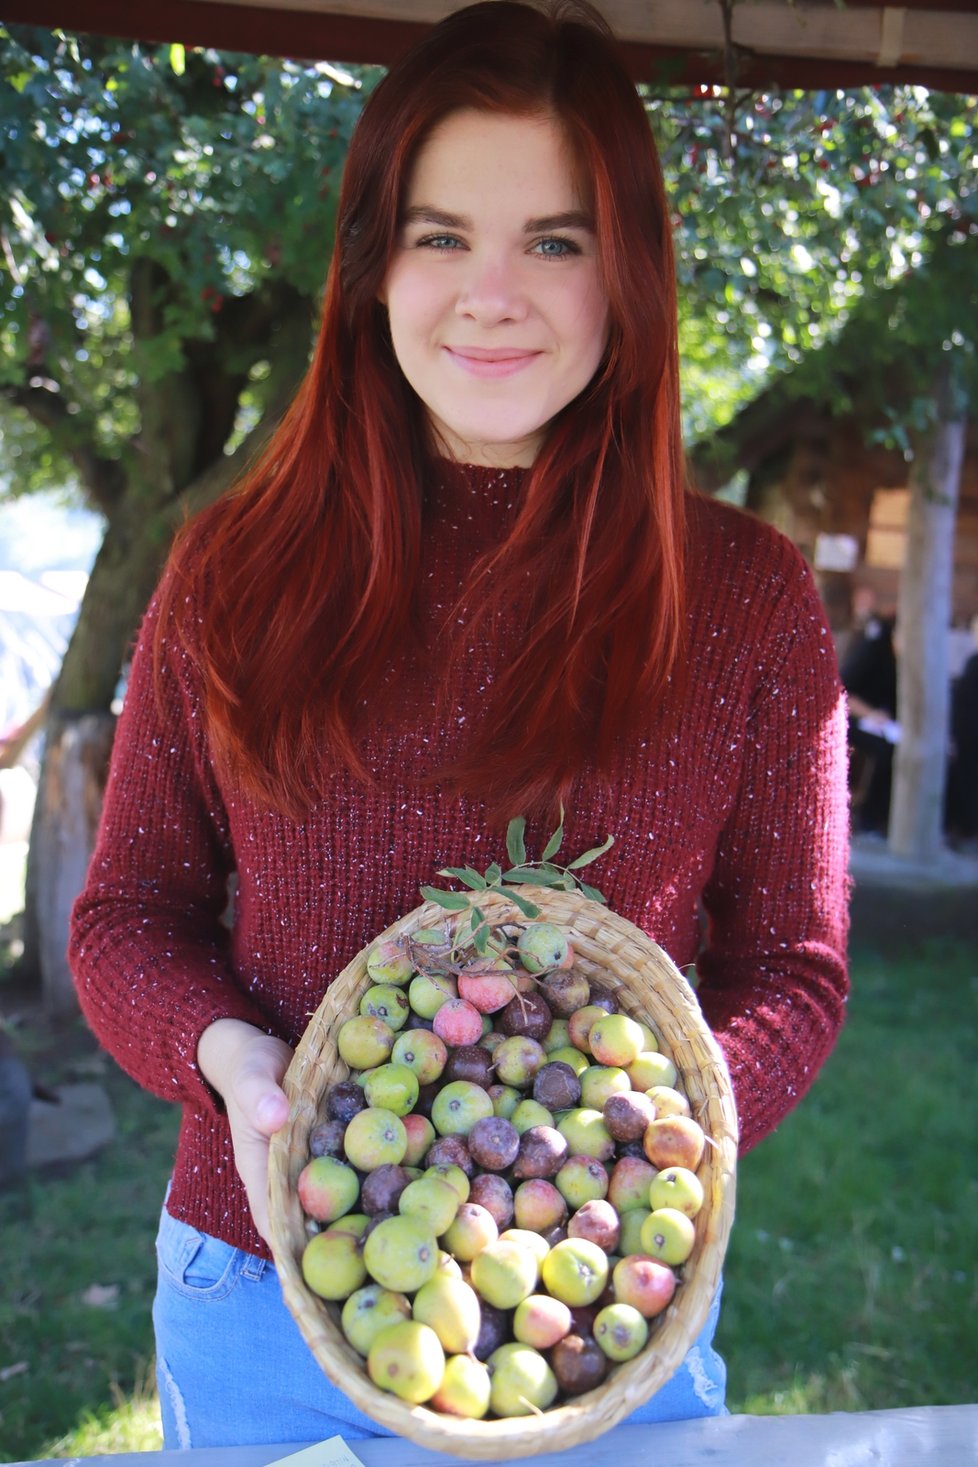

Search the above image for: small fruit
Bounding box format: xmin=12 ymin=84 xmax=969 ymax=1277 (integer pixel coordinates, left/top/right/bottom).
xmin=540 ymin=1237 xmax=609 ymax=1306
xmin=337 ymin=1014 xmax=395 ymax=1069
xmin=470 ymin=1237 xmax=539 ymax=1309
xmin=628 ymin=1050 xmax=678 ymax=1090
xmin=343 ymin=1107 xmax=408 ymax=1170
xmin=341 ymin=1284 xmax=411 ymax=1356
xmin=362 ymin=1214 xmax=440 ymax=1292
xmin=431 ymin=1080 xmax=495 ymax=1137
xmin=649 ymin=1165 xmax=704 ymax=1218
xmin=367 ymin=1319 xmax=445 ymax=1403
xmin=643 ymin=1115 xmax=706 ymax=1171
xmin=550 ymin=1331 xmax=608 ymax=1395
xmin=360 ymin=983 xmax=410 ymax=1030
xmin=366 ymin=939 xmax=414 ymax=985
xmin=612 ymin=1254 xmax=677 ymax=1317
xmin=413 ymin=1273 xmax=482 ymax=1353
xmin=513 ymin=1293 xmax=574 ymax=1348
xmin=593 ymin=1302 xmax=649 ymax=1361
xmin=296 ymin=1156 xmax=360 ymax=1223
xmin=640 ymin=1206 xmax=696 ymax=1265
xmin=517 ymin=921 xmax=571 ymax=973
xmin=588 ymin=1013 xmax=644 ymax=1068
xmin=301 ymin=1228 xmax=368 ymax=1300
xmin=362 ymin=1062 xmax=420 ymax=1116
xmin=391 ymin=1028 xmax=448 ymax=1086
xmin=488 ymin=1342 xmax=558 ymax=1416
xmin=430 ymin=1352 xmax=491 ymax=1419
xmin=398 ymin=1175 xmax=460 ymax=1235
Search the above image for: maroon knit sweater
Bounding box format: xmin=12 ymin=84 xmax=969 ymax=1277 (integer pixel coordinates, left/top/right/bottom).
xmin=70 ymin=464 xmax=850 ymax=1260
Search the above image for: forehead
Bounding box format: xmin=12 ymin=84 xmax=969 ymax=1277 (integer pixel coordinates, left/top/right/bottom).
xmin=404 ymin=108 xmax=588 ymax=210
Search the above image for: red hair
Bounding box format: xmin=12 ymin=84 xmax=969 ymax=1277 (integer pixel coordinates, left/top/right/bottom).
xmin=159 ymin=1 xmax=686 ymax=822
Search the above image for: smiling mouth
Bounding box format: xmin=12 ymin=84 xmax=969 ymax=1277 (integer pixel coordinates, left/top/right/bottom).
xmin=445 ymin=347 xmax=541 ymax=378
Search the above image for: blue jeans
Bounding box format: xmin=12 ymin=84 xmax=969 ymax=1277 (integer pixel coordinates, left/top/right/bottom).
xmin=153 ymin=1203 xmax=727 ymax=1449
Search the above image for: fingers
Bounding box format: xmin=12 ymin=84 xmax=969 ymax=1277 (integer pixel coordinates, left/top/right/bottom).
xmin=233 ymin=1124 xmax=275 ymax=1246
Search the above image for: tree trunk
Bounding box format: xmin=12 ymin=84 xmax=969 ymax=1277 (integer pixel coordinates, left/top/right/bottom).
xmin=889 ymin=370 xmax=966 ymax=860
xmin=23 ymin=499 xmax=175 ymax=1014
xmin=30 ymin=712 xmax=116 ymax=1016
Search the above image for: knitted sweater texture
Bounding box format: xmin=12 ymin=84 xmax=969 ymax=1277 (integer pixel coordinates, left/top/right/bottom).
xmin=70 ymin=464 xmax=850 ymax=1260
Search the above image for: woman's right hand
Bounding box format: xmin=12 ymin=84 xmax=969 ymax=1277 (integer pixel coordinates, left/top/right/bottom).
xmin=196 ymin=1017 xmax=293 ymax=1247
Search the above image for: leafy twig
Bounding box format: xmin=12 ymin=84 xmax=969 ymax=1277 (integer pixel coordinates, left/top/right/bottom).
xmin=420 ymin=809 xmax=615 ymax=952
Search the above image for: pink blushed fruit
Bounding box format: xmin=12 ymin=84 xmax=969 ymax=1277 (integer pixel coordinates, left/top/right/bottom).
xmin=297 ymin=1155 xmax=360 ymax=1222
xmin=612 ymin=1255 xmax=677 ymax=1318
xmin=391 ymin=1028 xmax=448 ymax=1086
xmin=513 ymin=1178 xmax=568 ymax=1233
xmin=643 ymin=1115 xmax=706 ymax=1171
xmin=401 ymin=1112 xmax=437 ymax=1167
xmin=441 ymin=1201 xmax=499 ymax=1262
xmin=588 ymin=1013 xmax=644 ymax=1068
xmin=568 ymin=1198 xmax=620 ymax=1252
xmin=513 ymin=1293 xmax=574 ymax=1349
xmin=457 ymin=960 xmax=518 ymax=1013
xmin=609 ymin=1155 xmax=659 ymax=1212
xmin=432 ymin=998 xmax=484 ymax=1046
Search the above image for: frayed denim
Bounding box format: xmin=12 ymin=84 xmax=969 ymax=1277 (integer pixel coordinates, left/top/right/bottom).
xmin=153 ymin=1203 xmax=726 ymax=1450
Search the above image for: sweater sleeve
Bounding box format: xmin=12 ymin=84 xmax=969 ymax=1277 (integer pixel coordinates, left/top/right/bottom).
xmin=68 ymin=571 xmax=274 ymax=1113
xmin=696 ymin=537 xmax=851 ymax=1152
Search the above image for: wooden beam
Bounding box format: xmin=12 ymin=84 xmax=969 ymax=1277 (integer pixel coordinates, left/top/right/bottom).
xmin=3 ymin=0 xmax=977 ymax=91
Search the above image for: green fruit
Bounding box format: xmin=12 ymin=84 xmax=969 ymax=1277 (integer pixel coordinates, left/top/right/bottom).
xmin=593 ymin=1302 xmax=649 ymax=1361
xmin=470 ymin=1238 xmax=538 ymax=1309
xmin=413 ymin=1273 xmax=481 ymax=1353
xmin=430 ymin=1353 xmax=491 ymax=1419
xmin=341 ymin=1284 xmax=411 ymax=1356
xmin=640 ymin=1205 xmax=696 ymax=1265
xmin=301 ymin=1229 xmax=367 ymax=1301
xmin=487 ymin=1341 xmax=558 ymax=1416
xmin=367 ymin=1319 xmax=445 ymax=1403
xmin=363 ymin=1214 xmax=440 ymax=1292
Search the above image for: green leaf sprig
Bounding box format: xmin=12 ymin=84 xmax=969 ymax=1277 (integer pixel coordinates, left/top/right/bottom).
xmin=419 ymin=810 xmax=614 ymax=957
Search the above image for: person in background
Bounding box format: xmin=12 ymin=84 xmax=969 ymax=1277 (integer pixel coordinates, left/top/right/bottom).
xmin=946 ymin=612 xmax=978 ymax=849
xmin=68 ymin=2 xmax=849 ymax=1448
xmin=841 ymin=609 xmax=898 ymax=836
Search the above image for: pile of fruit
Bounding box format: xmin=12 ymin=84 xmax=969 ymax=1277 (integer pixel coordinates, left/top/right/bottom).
xmin=293 ymin=913 xmax=710 ymax=1421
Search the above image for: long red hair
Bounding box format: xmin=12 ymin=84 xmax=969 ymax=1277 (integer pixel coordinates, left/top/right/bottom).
xmin=159 ymin=0 xmax=686 ymax=822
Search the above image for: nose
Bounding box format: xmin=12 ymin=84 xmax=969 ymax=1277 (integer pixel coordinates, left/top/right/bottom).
xmin=455 ymin=250 xmax=528 ymax=324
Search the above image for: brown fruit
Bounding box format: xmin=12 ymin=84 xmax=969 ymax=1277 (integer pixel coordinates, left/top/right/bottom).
xmin=550 ymin=1332 xmax=609 ymax=1395
xmin=498 ymin=991 xmax=553 ymax=1041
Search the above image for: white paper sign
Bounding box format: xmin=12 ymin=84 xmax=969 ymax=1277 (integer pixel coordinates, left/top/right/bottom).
xmin=266 ymin=1437 xmax=369 ymax=1467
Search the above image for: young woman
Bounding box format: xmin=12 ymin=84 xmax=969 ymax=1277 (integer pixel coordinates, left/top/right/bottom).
xmin=69 ymin=1 xmax=849 ymax=1448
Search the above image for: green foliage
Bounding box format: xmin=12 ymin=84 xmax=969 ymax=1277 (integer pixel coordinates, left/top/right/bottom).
xmin=0 ymin=26 xmax=371 ymax=498
xmin=720 ymin=934 xmax=978 ymax=1413
xmin=0 ymin=1048 xmax=178 ymax=1464
xmin=422 ymin=811 xmax=614 ymax=951
xmin=652 ymin=85 xmax=978 ymax=438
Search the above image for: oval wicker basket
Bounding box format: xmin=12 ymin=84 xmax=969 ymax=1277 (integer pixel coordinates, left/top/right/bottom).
xmin=268 ymin=887 xmax=738 ymax=1459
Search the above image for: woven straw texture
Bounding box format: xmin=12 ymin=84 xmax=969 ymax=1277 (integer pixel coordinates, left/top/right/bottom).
xmin=268 ymin=887 xmax=738 ymax=1460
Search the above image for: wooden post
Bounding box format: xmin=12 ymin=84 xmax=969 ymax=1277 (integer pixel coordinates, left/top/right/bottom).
xmin=889 ymin=369 xmax=966 ymax=860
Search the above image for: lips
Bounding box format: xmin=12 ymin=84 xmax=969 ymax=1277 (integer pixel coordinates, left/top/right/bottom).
xmin=445 ymin=346 xmax=541 ymax=379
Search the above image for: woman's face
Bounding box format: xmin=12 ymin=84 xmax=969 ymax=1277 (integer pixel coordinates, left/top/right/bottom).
xmin=382 ymin=108 xmax=610 ymax=468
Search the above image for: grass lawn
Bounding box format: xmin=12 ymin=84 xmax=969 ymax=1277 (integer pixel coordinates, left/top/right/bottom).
xmin=1 ymin=931 xmax=976 ymax=1461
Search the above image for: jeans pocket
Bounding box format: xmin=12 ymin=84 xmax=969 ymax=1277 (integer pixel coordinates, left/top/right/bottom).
xmin=156 ymin=1206 xmax=245 ymax=1302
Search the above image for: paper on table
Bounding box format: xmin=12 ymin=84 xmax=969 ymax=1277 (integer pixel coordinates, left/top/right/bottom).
xmin=266 ymin=1437 xmax=368 ymax=1467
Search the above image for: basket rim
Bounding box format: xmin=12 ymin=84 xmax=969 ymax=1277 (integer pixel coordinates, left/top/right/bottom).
xmin=268 ymin=886 xmax=738 ymax=1459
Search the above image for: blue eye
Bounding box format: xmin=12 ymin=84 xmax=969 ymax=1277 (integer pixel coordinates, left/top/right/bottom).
xmin=533 ymin=236 xmax=580 ymax=258
xmin=417 ymin=234 xmax=464 ymax=250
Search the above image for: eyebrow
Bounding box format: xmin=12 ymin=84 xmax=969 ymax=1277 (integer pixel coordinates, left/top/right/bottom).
xmin=402 ymin=206 xmax=594 ymax=233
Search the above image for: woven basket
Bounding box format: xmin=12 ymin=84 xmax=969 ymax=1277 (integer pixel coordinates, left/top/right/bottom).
xmin=268 ymin=887 xmax=737 ymax=1459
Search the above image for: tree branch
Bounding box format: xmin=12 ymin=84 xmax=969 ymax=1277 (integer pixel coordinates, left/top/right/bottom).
xmin=1 ymin=378 xmax=126 ymax=513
